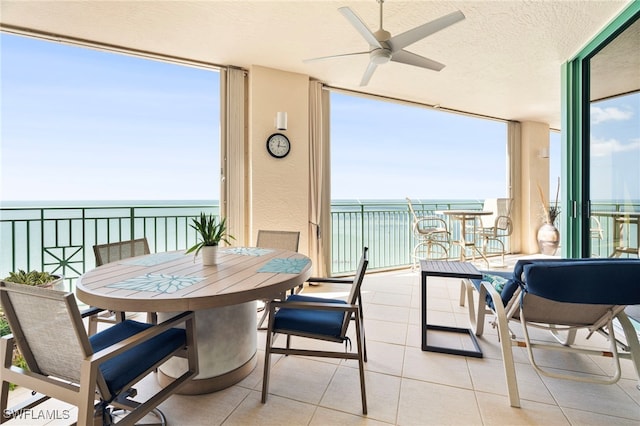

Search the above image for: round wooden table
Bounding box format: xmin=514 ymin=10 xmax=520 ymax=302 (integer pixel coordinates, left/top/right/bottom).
xmin=76 ymin=247 xmax=312 ymax=394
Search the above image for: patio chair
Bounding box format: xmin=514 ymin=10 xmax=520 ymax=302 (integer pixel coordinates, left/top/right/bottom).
xmin=261 ymin=247 xmax=369 ymax=414
xmin=87 ymin=238 xmax=152 ymax=335
xmin=255 ymin=230 xmax=301 ymax=329
xmin=0 ymin=281 xmax=197 ymax=426
xmin=590 ymin=215 xmax=604 ymax=256
xmin=475 ymin=198 xmax=513 ymax=266
xmin=461 ymin=258 xmax=640 ymax=408
xmin=406 ymin=198 xmax=450 ymax=268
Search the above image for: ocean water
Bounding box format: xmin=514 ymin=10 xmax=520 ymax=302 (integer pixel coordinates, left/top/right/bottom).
xmin=1 ymin=199 xmax=482 ymax=278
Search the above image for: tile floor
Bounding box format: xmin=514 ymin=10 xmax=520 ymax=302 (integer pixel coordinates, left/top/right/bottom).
xmin=5 ymin=258 xmax=640 ymax=425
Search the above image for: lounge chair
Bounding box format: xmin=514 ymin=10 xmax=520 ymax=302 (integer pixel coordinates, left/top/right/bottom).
xmin=461 ymin=258 xmax=640 ymax=407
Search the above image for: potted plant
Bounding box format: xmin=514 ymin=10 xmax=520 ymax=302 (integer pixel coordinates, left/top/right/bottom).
xmin=536 ymin=179 xmax=561 ymax=255
xmin=1 ymin=269 xmax=62 ymax=389
xmin=186 ymin=212 xmax=235 ymax=265
xmin=3 ymin=269 xmax=64 ymax=289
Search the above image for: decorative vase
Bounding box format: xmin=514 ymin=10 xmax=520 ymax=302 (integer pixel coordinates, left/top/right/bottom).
xmin=201 ymin=245 xmax=218 ymax=266
xmin=537 ymin=223 xmax=560 ymax=255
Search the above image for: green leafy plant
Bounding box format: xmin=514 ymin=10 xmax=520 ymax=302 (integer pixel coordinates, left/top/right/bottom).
xmin=185 ymin=212 xmax=235 ymax=257
xmin=4 ymin=270 xmax=59 ymax=286
xmin=0 ymin=315 xmax=28 ymax=390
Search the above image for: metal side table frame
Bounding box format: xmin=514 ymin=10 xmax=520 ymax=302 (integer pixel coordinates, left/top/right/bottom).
xmin=421 ymin=260 xmax=483 ymax=358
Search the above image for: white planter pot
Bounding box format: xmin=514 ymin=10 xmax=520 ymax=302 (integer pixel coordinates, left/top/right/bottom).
xmin=39 ymin=274 xmax=65 ymax=291
xmin=201 ymin=246 xmax=218 ymax=266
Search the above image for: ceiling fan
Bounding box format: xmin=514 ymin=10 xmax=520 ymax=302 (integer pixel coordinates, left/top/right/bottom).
xmin=305 ymin=0 xmax=465 ymax=86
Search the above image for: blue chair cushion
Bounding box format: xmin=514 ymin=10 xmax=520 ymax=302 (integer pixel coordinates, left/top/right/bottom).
xmin=273 ymin=294 xmax=348 ymax=339
xmin=90 ymin=320 xmax=186 ymax=398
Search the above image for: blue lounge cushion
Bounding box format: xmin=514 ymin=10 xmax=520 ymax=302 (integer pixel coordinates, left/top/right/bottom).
xmin=90 ymin=320 xmax=186 ymax=398
xmin=472 ymin=258 xmax=640 ymax=310
xmin=522 ymin=260 xmax=640 ymax=305
xmin=273 ymin=294 xmax=347 ymax=339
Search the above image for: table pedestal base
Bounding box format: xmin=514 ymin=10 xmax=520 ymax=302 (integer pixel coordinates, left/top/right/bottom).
xmin=158 ymin=353 xmax=256 ymax=394
xmin=157 ymin=301 xmax=257 ymax=394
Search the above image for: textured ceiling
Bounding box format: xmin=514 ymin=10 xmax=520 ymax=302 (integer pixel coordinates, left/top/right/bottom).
xmin=0 ymin=0 xmax=635 ymax=129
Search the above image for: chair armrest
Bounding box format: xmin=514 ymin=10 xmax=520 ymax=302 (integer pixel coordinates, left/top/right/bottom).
xmin=88 ymin=310 xmax=195 ymax=364
xmin=480 ymin=281 xmax=520 ymax=320
xmin=80 ymin=306 xmax=106 ymax=318
xmin=306 ymin=277 xmax=353 ymax=285
xmin=270 ymin=300 xmax=358 ymax=313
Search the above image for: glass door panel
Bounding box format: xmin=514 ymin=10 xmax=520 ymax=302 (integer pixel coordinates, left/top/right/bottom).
xmin=588 ymin=17 xmax=640 ymax=258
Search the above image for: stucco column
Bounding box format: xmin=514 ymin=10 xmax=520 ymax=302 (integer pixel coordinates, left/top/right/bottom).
xmin=247 ymin=66 xmax=310 ymax=253
xmin=516 ymin=121 xmax=551 ymax=253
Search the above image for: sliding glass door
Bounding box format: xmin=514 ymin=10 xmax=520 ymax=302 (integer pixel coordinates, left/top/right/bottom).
xmin=587 ymin=16 xmax=640 ymax=258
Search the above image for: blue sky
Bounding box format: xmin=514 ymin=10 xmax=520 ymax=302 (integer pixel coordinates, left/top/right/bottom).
xmin=1 ymin=34 xmax=219 ymax=201
xmin=2 ymin=33 xmax=637 ymax=203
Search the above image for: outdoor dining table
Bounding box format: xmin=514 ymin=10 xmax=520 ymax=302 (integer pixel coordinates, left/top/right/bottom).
xmin=76 ymin=247 xmax=312 ymax=395
xmin=437 ymin=210 xmax=493 ymax=266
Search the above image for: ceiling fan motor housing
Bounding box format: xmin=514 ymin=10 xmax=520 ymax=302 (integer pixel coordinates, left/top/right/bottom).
xmin=370 ymin=48 xmax=392 ymax=64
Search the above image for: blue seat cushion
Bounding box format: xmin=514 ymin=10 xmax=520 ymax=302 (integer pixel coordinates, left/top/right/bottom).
xmin=90 ymin=320 xmax=186 ymax=398
xmin=273 ymin=294 xmax=347 ymax=339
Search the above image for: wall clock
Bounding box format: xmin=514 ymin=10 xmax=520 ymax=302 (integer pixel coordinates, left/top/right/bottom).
xmin=266 ymin=133 xmax=291 ymax=158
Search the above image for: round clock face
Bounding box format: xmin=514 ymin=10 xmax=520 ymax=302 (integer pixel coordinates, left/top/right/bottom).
xmin=266 ymin=133 xmax=291 ymax=158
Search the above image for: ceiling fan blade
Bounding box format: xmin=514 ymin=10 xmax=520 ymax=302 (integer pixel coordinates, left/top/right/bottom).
xmin=391 ymin=50 xmax=445 ymax=72
xmin=360 ymin=61 xmax=378 ymax=86
xmin=339 ymin=6 xmax=382 ymax=49
xmin=303 ymin=51 xmax=370 ymax=63
xmin=389 ymin=10 xmax=465 ymax=52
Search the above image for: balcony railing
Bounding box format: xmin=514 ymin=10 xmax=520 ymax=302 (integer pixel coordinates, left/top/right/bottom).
xmin=1 ymin=201 xmax=638 ymax=286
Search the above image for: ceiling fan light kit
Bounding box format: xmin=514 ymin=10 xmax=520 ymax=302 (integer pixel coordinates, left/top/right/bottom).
xmin=305 ymin=0 xmax=465 ymax=86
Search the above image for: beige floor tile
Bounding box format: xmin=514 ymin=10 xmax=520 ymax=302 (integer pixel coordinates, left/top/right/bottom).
xmin=158 ymin=385 xmax=252 ymax=425
xmin=321 ymin=367 xmax=400 ymax=424
xmin=397 ymin=377 xmax=482 ymax=425
xmin=475 ymin=391 xmax=570 ymax=426
xmin=402 ymin=346 xmax=473 ymax=389
xmin=226 ymin=389 xmax=316 ymax=426
xmin=540 ymin=369 xmax=640 ymax=420
xmin=562 ymin=406 xmax=640 ymax=425
xmin=467 ymin=357 xmax=556 ymax=405
xmin=366 ymin=303 xmax=411 ymax=324
xmin=364 ymin=318 xmax=408 ymax=345
xmin=424 ymin=309 xmax=457 ymax=326
xmin=408 ymin=308 xmax=420 ymax=325
xmin=262 ymin=355 xmax=338 ymax=404
xmin=343 ymin=339 xmax=405 ymax=377
xmin=310 ymin=406 xmax=391 ymax=425
xmin=363 ymin=280 xmax=414 ymax=296
xmin=370 ymin=291 xmax=412 ymax=309
xmin=617 ymin=377 xmax=640 ymax=405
